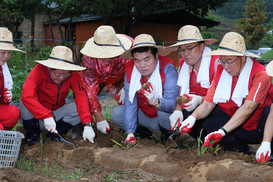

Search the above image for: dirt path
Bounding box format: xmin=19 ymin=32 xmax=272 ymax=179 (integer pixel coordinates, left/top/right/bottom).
xmin=1 ymin=122 xmax=273 ymax=182
xmin=2 ymin=97 xmax=273 ymax=181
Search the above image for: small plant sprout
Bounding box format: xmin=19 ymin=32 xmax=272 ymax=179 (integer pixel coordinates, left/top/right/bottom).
xmin=197 ymin=129 xmax=208 ymax=155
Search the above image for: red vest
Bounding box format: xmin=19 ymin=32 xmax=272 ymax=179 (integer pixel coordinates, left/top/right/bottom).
xmin=179 ymin=55 xmax=218 ymax=96
xmin=126 ymin=56 xmax=175 ymax=117
xmin=0 ymin=66 xmax=5 ymax=104
xmin=214 ymin=58 xmax=273 ymax=130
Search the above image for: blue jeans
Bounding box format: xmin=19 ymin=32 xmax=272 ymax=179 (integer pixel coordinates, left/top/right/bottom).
xmin=112 ymin=105 xmax=172 ymax=133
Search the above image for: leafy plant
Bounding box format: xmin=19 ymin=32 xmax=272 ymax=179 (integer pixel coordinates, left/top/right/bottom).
xmin=16 ymin=155 xmax=33 ymax=171
xmin=104 ymin=170 xmax=126 ymax=182
xmin=197 ymin=129 xmax=208 ymax=155
xmin=40 ymin=133 xmax=44 ymax=164
xmin=42 ymin=159 xmax=48 ymax=176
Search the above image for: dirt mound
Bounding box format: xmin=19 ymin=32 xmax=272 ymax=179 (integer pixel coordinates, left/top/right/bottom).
xmin=1 ymin=123 xmax=273 ymax=181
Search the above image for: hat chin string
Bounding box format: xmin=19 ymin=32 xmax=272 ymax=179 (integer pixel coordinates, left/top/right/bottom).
xmin=0 ymin=40 xmax=13 ymax=44
xmin=219 ymin=46 xmax=245 ymax=55
xmin=94 ymin=38 xmax=126 ymax=51
xmin=49 ymin=56 xmax=76 ymax=65
xmin=133 ymin=42 xmax=156 ymax=47
xmin=177 ymin=38 xmax=202 ymax=42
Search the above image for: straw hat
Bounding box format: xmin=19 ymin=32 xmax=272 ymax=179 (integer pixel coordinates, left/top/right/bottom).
xmin=0 ymin=27 xmax=25 ymax=53
xmin=203 ymin=32 xmax=260 ymax=58
xmin=266 ymin=60 xmax=273 ymax=77
xmin=80 ymin=25 xmax=132 ymax=59
xmin=121 ymin=34 xmax=170 ymax=59
xmin=168 ymin=25 xmax=217 ymax=48
xmin=36 ymin=46 xmax=86 ymax=71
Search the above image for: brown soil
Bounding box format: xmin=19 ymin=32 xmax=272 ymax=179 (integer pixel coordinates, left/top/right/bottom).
xmin=1 ymin=123 xmax=273 ymax=182
xmin=2 ymin=98 xmax=273 ymax=181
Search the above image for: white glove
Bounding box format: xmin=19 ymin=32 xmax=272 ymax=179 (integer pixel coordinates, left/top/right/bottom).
xmin=126 ymin=133 xmax=137 ymax=144
xmin=169 ymin=110 xmax=183 ymax=131
xmin=44 ymin=117 xmax=58 ymax=133
xmin=204 ymin=128 xmax=226 ymax=147
xmin=3 ymin=88 xmax=12 ymax=103
xmin=180 ymin=115 xmax=196 ymax=134
xmin=142 ymin=83 xmax=157 ymax=105
xmin=256 ymin=141 xmax=271 ymax=163
xmin=83 ymin=126 xmax=95 ymax=143
xmin=118 ymin=87 xmax=125 ymax=105
xmin=183 ymin=94 xmax=202 ymax=112
xmin=97 ymin=120 xmax=110 ymax=134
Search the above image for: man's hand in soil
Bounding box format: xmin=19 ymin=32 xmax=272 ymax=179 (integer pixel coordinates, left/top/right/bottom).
xmin=83 ymin=126 xmax=95 ymax=143
xmin=182 ymin=94 xmax=202 ymax=112
xmin=126 ymin=133 xmax=137 ymax=145
xmin=169 ymin=110 xmax=183 ymax=131
xmin=97 ymin=120 xmax=110 ymax=134
xmin=256 ymin=141 xmax=271 ymax=163
xmin=180 ymin=115 xmax=196 ymax=134
xmin=3 ymin=88 xmax=12 ymax=103
xmin=117 ymin=87 xmax=125 ymax=105
xmin=44 ymin=117 xmax=58 ymax=133
xmin=142 ymin=82 xmax=157 ymax=105
xmin=204 ymin=129 xmax=226 ymax=147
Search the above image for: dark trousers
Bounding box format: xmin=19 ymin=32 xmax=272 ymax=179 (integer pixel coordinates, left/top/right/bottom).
xmin=183 ymin=105 xmax=271 ymax=148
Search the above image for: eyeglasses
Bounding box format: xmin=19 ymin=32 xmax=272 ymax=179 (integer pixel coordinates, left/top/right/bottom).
xmin=52 ymin=71 xmax=71 ymax=78
xmin=218 ymin=56 xmax=239 ymax=66
xmin=177 ymin=43 xmax=201 ymax=54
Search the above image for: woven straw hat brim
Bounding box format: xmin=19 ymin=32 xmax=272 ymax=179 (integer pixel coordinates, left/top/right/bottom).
xmin=36 ymin=59 xmax=86 ymax=71
xmin=121 ymin=45 xmax=171 ymax=60
xmin=266 ymin=60 xmax=273 ymax=76
xmin=168 ymin=39 xmax=217 ymax=49
xmin=80 ymin=34 xmax=132 ymax=59
xmin=0 ymin=44 xmax=25 ymax=53
xmin=203 ymin=48 xmax=261 ymax=58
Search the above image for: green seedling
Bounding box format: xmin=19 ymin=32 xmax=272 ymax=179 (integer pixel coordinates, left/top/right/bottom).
xmin=58 ymin=153 xmax=61 ymax=161
xmin=42 ymin=159 xmax=48 ymax=176
xmin=40 ymin=133 xmax=44 ymax=164
xmin=213 ymin=144 xmax=221 ymax=155
xmin=111 ymin=139 xmax=123 ymax=147
xmin=197 ymin=129 xmax=207 ymax=155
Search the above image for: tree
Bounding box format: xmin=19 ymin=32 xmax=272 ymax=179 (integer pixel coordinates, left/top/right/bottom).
xmin=1 ymin=0 xmax=44 ymax=47
xmin=0 ymin=1 xmax=24 ymax=39
xmin=85 ymin=0 xmax=229 ymax=34
xmin=235 ymin=0 xmax=267 ymax=49
xmin=42 ymin=0 xmax=90 ymax=45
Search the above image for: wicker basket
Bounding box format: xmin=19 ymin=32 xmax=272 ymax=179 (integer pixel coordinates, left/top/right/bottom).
xmin=0 ymin=130 xmax=24 ymax=169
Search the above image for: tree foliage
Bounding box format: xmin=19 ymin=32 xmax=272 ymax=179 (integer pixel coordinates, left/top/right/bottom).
xmin=84 ymin=0 xmax=229 ymax=33
xmin=235 ymin=0 xmax=267 ymax=49
xmin=213 ymin=0 xmax=273 ymax=23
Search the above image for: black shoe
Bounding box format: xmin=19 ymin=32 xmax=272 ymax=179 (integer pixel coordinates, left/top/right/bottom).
xmin=46 ymin=132 xmax=62 ymax=141
xmin=22 ymin=118 xmax=40 ymax=146
xmin=72 ymin=124 xmax=83 ymax=140
xmin=56 ymin=120 xmax=73 ymax=134
xmin=159 ymin=126 xmax=173 ymax=145
xmin=224 ymin=144 xmax=253 ymax=155
xmin=135 ymin=125 xmax=155 ymax=140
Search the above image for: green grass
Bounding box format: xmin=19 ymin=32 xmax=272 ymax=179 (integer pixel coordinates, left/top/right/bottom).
xmin=261 ymin=50 xmax=273 ymax=60
xmin=16 ymin=154 xmax=94 ymax=180
xmin=7 ymin=45 xmax=53 ymax=102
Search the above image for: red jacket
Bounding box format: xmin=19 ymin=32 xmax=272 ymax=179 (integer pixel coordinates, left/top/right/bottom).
xmin=21 ymin=64 xmax=93 ymax=124
xmin=179 ymin=55 xmax=218 ymax=96
xmin=214 ymin=58 xmax=273 ymax=130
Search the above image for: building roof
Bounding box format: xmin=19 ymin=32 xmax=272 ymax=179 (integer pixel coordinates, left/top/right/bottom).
xmin=140 ymin=8 xmax=219 ymax=28
xmin=45 ymin=8 xmax=219 ymax=28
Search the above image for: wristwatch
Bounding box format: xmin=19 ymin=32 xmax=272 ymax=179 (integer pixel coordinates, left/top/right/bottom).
xmin=154 ymin=99 xmax=161 ymax=108
xmin=84 ymin=122 xmax=92 ymax=127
